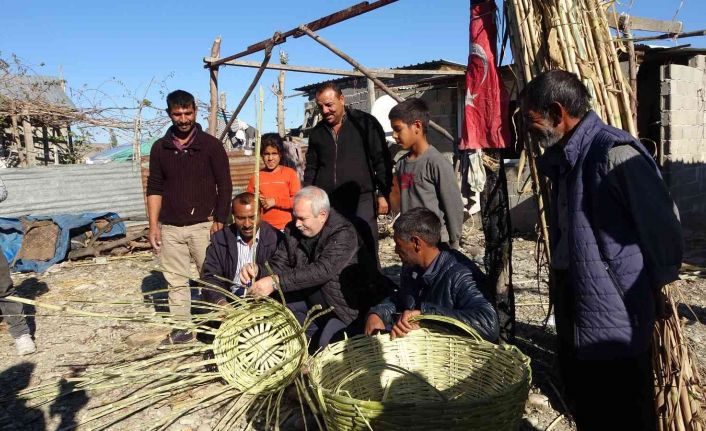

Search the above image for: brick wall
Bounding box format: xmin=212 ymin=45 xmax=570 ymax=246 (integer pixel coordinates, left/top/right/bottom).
xmin=660 ymin=57 xmax=706 ymax=228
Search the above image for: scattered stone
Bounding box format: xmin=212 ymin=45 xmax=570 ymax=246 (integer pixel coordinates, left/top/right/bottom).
xmin=526 ymin=415 xmax=539 ymax=428
xmin=124 ymin=330 xmax=170 ymax=347
xmin=527 ymin=393 xmax=550 ymax=408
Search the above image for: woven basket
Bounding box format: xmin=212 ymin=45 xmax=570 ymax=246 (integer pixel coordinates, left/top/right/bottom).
xmin=212 ymin=296 xmax=307 ymax=394
xmin=309 ymin=315 xmax=531 ymax=430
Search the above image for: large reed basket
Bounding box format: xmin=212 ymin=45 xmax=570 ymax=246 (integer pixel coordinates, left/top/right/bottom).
xmin=308 ymin=315 xmax=531 ymax=430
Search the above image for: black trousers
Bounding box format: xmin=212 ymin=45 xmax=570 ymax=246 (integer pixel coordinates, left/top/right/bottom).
xmin=287 ymin=300 xmax=348 ymax=354
xmin=552 ymin=270 xmax=657 ymax=431
xmin=331 ymin=191 xmax=379 ymax=268
xmin=0 ymin=253 xmax=29 ymax=338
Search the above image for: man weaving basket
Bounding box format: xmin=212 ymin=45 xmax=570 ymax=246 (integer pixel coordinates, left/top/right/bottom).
xmin=364 ymin=207 xmax=499 ymax=342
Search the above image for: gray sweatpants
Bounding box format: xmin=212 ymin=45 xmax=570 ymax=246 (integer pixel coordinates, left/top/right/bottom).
xmin=0 ymin=253 xmax=30 ymax=338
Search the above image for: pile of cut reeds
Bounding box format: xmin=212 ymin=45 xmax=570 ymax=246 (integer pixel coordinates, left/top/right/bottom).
xmin=653 ymin=284 xmax=705 ymax=431
xmin=8 ymin=275 xmax=324 ymax=430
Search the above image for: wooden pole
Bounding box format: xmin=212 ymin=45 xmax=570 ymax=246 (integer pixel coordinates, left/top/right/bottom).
xmin=250 ymin=86 xmax=265 ymax=267
xmin=22 ymin=108 xmax=35 ymax=167
xmin=204 ymin=58 xmax=465 ymax=78
xmin=276 ymin=70 xmax=286 ymax=137
xmin=42 ymin=126 xmax=49 ymax=166
xmin=622 ymin=18 xmax=638 ymax=130
xmin=219 ymin=43 xmax=273 ymax=142
xmin=9 ymin=102 xmax=24 ymax=167
xmin=208 ymin=37 xmax=222 ymax=137
xmin=299 ymin=24 xmax=456 ymax=144
xmin=367 ymin=78 xmax=376 ymax=112
xmin=205 ymin=0 xmax=399 ymax=68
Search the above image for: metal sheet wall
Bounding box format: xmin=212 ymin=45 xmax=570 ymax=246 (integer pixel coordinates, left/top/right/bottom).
xmin=0 ymin=163 xmax=146 ymax=219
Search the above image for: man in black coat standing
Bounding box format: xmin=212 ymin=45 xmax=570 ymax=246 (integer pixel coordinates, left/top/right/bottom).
xmin=304 ymin=82 xmax=393 ymax=265
xmin=241 ymin=186 xmax=388 ymax=351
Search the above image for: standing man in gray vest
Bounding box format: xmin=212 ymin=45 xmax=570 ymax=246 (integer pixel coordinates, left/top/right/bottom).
xmin=520 ymin=70 xmax=682 ymax=431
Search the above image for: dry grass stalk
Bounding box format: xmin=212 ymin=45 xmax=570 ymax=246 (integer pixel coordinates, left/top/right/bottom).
xmin=653 ymin=284 xmax=705 ymax=431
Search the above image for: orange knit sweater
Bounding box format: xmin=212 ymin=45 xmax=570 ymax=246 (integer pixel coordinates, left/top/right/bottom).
xmin=247 ymin=166 xmax=301 ymax=230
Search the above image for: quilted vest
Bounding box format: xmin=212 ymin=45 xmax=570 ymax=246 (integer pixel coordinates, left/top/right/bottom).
xmin=538 ymin=111 xmax=660 ymax=360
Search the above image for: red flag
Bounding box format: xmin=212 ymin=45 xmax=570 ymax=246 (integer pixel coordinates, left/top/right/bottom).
xmin=459 ymin=1 xmax=510 ymax=150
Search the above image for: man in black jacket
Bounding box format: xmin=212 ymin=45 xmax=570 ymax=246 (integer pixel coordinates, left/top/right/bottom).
xmin=364 ymin=207 xmax=499 ymax=342
xmin=201 ymin=192 xmax=282 ymax=306
xmin=242 ymin=186 xmax=387 ymax=351
xmin=304 ymin=82 xmax=393 ymax=265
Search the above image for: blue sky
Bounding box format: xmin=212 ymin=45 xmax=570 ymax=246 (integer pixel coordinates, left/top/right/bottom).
xmin=1 ymin=0 xmax=703 ymax=143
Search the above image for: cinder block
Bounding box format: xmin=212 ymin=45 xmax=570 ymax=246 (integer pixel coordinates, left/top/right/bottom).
xmin=669 ymin=110 xmax=701 ymax=126
xmin=660 ymin=80 xmax=673 ymax=96
xmin=681 ymin=125 xmax=706 ymax=140
xmin=688 ymin=55 xmax=706 ymax=71
xmin=668 ymin=65 xmax=704 ymax=82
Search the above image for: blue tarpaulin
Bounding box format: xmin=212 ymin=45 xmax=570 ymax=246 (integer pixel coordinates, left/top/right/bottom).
xmin=0 ymin=212 xmax=125 ymax=273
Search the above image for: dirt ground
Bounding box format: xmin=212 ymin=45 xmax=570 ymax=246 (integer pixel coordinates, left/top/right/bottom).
xmin=1 ymin=222 xmax=704 ymax=431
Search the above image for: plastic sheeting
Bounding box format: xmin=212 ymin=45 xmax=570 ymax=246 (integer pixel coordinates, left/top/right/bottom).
xmin=0 ymin=212 xmax=125 ymax=273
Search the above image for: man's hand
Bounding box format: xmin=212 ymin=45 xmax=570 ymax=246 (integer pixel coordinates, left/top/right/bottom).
xmin=364 ymin=314 xmax=386 ymax=335
xmin=390 ymin=310 xmax=421 ymax=340
xmin=260 ymin=196 xmax=276 ymax=210
xmin=210 ymin=221 xmax=224 ymax=234
xmin=376 ymin=196 xmax=389 ymax=216
xmin=148 ymin=226 xmax=162 ymax=256
xmin=239 ymin=263 xmax=259 ymax=285
xmin=248 ymin=276 xmax=275 ymax=298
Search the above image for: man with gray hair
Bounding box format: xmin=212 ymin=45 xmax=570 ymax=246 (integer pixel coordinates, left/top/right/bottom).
xmin=242 ymin=186 xmax=387 ymax=351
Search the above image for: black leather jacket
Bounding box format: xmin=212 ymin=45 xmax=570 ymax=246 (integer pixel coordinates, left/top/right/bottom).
xmin=369 ymin=249 xmax=499 ymax=342
xmin=266 ymin=210 xmax=388 ymax=325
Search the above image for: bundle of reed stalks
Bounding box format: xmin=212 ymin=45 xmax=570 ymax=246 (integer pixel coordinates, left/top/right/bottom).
xmin=505 ymin=0 xmax=635 ymax=136
xmin=653 ymin=284 xmax=705 ymax=431
xmin=7 ymin=275 xmax=325 ymax=430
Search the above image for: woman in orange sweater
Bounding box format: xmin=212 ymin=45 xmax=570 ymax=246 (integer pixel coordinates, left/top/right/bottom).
xmin=247 ymin=133 xmax=301 ymax=230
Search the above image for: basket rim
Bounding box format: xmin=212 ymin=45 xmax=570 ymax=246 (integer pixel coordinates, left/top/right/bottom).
xmin=308 ymin=330 xmax=532 ymax=409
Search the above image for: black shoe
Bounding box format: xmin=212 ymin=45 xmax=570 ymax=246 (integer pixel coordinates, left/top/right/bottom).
xmin=161 ymin=329 xmax=195 ymax=345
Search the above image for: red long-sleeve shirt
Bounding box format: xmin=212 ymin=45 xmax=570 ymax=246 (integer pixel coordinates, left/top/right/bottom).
xmin=247 ymin=166 xmax=300 ymax=230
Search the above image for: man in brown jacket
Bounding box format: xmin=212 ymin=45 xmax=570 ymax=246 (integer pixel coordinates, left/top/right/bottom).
xmin=147 ymin=90 xmax=232 ymax=344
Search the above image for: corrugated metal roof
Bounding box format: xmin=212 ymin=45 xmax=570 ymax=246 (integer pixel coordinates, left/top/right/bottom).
xmin=0 ymin=75 xmax=75 ymax=108
xmin=0 ymin=163 xmax=145 ymax=219
xmin=294 ymin=59 xmax=466 ymax=92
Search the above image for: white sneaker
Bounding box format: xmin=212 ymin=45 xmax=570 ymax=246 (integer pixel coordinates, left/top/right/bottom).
xmin=15 ymin=334 xmax=36 ymax=356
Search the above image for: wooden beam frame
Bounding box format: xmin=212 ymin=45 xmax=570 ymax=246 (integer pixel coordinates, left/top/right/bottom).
xmin=203 ymin=58 xmax=466 ymax=78
xmin=205 ymin=0 xmax=398 ymax=68
xmin=299 ymin=24 xmax=456 ymax=143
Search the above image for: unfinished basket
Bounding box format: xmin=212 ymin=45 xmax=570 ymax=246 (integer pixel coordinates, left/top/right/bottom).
xmin=212 ymin=296 xmax=307 ymax=394
xmin=309 ymin=315 xmax=531 ymax=430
